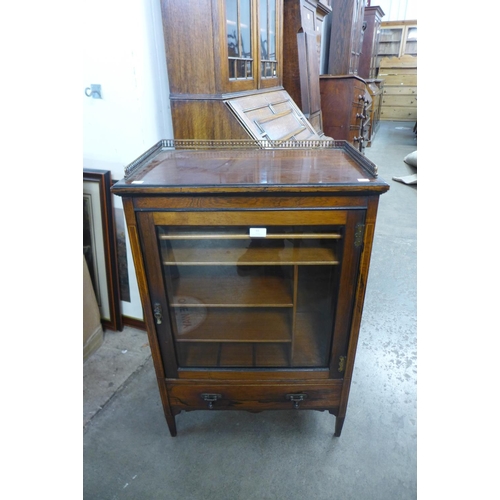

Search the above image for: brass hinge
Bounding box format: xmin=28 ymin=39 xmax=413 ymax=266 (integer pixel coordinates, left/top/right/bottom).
xmin=354 ymin=223 xmax=365 ymax=248
xmin=338 ymin=356 xmax=346 ymax=373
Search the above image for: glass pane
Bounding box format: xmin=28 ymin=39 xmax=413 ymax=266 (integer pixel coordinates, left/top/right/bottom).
xmin=240 ymin=0 xmax=251 ymax=58
xmin=269 ymin=0 xmax=276 ymax=61
xmin=228 ymin=59 xmax=235 ymax=79
xmin=405 ymin=27 xmax=417 ymax=55
xmin=226 ymin=0 xmax=238 ymax=57
xmin=237 ymin=59 xmax=246 ymax=78
xmin=260 ymin=0 xmax=269 ymax=59
xmin=158 ymin=225 xmax=342 ymax=369
xmin=380 ymin=28 xmax=402 ymax=42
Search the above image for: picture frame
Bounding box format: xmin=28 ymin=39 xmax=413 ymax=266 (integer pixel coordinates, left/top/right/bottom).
xmin=83 ymin=169 xmax=123 ymax=331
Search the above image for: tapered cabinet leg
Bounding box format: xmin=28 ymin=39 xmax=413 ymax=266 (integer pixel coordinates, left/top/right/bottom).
xmin=334 ymin=416 xmax=345 ymax=437
xmin=166 ymin=414 xmax=177 ymax=437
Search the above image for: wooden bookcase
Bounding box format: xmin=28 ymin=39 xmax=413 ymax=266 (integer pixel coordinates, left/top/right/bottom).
xmin=358 ymin=5 xmax=385 ymax=80
xmin=111 ymin=140 xmax=389 ymax=437
xmin=376 ymin=20 xmax=417 ymax=70
xmin=326 ymin=0 xmax=366 ymax=76
xmin=160 ymin=0 xmax=323 ymax=142
xmin=282 ymin=0 xmax=332 ymax=136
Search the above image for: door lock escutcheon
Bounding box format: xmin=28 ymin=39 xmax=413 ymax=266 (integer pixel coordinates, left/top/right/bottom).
xmin=153 ymin=303 xmax=162 ymax=325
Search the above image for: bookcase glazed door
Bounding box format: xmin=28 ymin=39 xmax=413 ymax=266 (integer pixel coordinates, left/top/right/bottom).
xmin=137 ymin=208 xmax=365 ymax=378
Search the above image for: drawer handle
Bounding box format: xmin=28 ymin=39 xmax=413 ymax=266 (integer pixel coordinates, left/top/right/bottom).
xmin=286 ymin=393 xmax=308 ymax=409
xmin=201 ymin=393 xmax=222 ymax=409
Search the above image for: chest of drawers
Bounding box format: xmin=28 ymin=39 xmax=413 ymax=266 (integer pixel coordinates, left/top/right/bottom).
xmin=320 ymin=75 xmax=372 ymax=153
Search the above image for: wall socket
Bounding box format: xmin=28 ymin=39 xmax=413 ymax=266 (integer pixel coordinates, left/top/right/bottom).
xmin=85 ymin=84 xmax=102 ymax=99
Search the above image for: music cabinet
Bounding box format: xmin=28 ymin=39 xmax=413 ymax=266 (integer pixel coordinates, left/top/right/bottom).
xmin=111 ymin=140 xmax=389 ymax=436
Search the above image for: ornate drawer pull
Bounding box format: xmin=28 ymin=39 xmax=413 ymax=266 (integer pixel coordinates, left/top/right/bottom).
xmin=201 ymin=393 xmax=222 ymax=409
xmin=286 ymin=393 xmax=308 ymax=409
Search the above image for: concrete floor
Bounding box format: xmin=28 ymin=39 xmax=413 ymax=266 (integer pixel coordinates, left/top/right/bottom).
xmin=83 ymin=121 xmax=417 ymax=500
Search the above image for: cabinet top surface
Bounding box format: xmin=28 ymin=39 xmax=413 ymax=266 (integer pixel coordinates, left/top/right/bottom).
xmin=112 ymin=141 xmax=389 ymax=196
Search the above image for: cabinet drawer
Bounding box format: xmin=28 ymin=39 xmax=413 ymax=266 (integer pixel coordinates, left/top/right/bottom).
xmin=381 ymin=95 xmax=416 ymax=107
xmin=383 ymin=85 xmax=417 ymax=96
xmin=167 ymin=381 xmax=342 ymax=411
xmin=380 ymin=106 xmax=417 ymax=120
xmin=378 ymin=74 xmax=417 ymax=86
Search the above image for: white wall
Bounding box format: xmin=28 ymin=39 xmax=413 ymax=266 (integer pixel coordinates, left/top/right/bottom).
xmin=83 ymin=0 xmax=172 ymax=171
xmin=83 ymin=0 xmax=173 ymax=320
xmin=374 ymin=0 xmax=417 ymax=22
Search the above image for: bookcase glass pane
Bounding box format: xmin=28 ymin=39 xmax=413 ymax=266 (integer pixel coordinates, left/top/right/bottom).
xmin=227 ymin=0 xmax=252 ymax=79
xmin=226 ymin=0 xmax=238 ymax=57
xmin=405 ymin=27 xmax=417 ymax=55
xmin=240 ymin=0 xmax=251 ymax=58
xmin=268 ymin=0 xmax=276 ymax=60
xmin=260 ymin=0 xmax=269 ymax=59
xmin=157 ymin=225 xmax=342 ymax=369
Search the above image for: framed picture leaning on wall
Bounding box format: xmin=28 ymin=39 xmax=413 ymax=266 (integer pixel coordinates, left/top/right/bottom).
xmin=83 ymin=168 xmax=122 ymax=331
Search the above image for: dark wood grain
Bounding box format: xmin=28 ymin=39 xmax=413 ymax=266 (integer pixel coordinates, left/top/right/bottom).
xmin=358 ymin=6 xmax=385 ymax=80
xmin=111 ymin=146 xmax=389 ymax=437
xmin=113 ymin=146 xmax=385 ymax=195
xmin=167 ymin=380 xmax=342 ymax=411
xmin=326 ymin=0 xmax=365 ymax=75
xmin=320 ymin=75 xmax=371 ymax=150
xmin=282 ymin=0 xmax=328 ymax=135
xmin=160 ymin=0 xmax=284 ymax=140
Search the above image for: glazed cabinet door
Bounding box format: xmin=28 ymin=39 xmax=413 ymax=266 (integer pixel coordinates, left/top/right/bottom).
xmin=161 ymin=0 xmax=282 ymax=96
xmin=221 ymin=0 xmax=282 ymax=93
xmin=137 ymin=208 xmax=365 ymax=379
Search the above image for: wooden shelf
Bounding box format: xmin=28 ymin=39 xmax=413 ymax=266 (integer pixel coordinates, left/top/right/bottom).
xmin=219 ymin=344 xmax=255 ymax=367
xmin=167 ymin=260 xmax=338 ymax=368
xmin=160 ymin=230 xmax=342 ymax=240
xmin=176 ymin=343 xmax=220 ymax=367
xmin=377 ymin=21 xmax=417 ymax=60
xmin=170 ymin=274 xmax=294 ymax=307
xmin=175 ymin=342 xmax=290 ymax=368
xmin=174 ymin=311 xmax=332 ymax=368
xmin=162 ymin=240 xmax=339 ymax=266
xmin=173 ymin=308 xmax=292 ymax=343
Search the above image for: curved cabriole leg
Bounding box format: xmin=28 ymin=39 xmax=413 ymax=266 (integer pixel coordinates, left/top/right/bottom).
xmin=334 ymin=416 xmax=345 ymax=437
